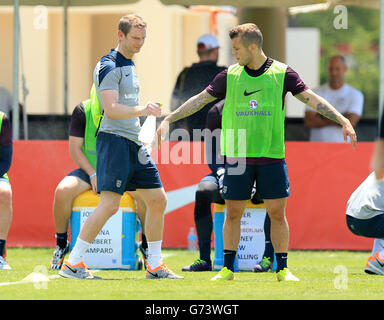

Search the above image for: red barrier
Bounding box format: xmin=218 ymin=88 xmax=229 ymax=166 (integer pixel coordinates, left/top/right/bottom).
xmin=7 ymin=141 xmax=374 ymax=250
xmin=8 ymin=141 xmax=74 ymax=247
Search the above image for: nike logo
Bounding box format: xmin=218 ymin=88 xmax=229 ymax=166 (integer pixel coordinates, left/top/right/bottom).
xmin=147 ymin=270 xmax=159 ymax=278
xmin=125 ymin=74 xmax=130 ymax=77
xmin=243 ymin=89 xmax=262 ymax=96
xmin=65 ymin=264 xmax=77 ymax=274
xmin=165 ymin=184 xmax=198 ymax=215
xmin=375 ymin=256 xmax=384 ymax=267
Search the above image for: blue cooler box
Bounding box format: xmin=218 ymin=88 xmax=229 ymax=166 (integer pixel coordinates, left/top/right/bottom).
xmin=213 ymin=201 xmax=276 ymax=271
xmin=70 ymin=190 xmax=141 ymax=270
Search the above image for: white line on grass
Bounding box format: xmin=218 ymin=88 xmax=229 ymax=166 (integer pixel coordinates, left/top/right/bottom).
xmin=0 ymin=252 xmax=175 ymax=287
xmin=0 ymin=274 xmax=61 ymax=287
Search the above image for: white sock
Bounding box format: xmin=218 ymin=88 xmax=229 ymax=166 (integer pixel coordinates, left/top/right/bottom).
xmin=68 ymin=238 xmax=91 ymax=265
xmin=147 ymin=240 xmax=162 ymax=269
xmin=371 ymin=238 xmax=384 ymax=255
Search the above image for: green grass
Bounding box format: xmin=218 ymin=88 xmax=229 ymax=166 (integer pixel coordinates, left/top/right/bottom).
xmin=0 ymin=248 xmax=383 ymax=300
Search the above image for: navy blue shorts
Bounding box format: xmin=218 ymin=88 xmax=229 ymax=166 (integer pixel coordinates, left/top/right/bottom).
xmin=96 ymin=132 xmax=162 ymax=195
xmin=346 ymin=215 xmax=384 ymax=238
xmin=221 ymin=161 xmax=290 ymax=200
xmin=67 ymin=168 xmax=91 ymax=185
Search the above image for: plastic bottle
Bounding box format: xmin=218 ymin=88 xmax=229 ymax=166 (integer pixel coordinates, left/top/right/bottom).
xmin=138 ymin=115 xmax=156 ymax=154
xmin=187 ymin=227 xmax=197 ymax=251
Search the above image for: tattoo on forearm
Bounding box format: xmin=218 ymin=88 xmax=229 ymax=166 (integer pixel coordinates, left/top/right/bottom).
xmin=297 ymin=92 xmax=341 ymax=125
xmin=296 ymin=93 xmax=310 ymax=104
xmin=315 ymin=103 xmax=341 ymax=125
xmin=169 ymin=92 xmax=213 ymax=123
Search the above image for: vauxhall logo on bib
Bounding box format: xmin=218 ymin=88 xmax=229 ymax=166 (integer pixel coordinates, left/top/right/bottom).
xmin=235 ymin=99 xmax=272 ymax=117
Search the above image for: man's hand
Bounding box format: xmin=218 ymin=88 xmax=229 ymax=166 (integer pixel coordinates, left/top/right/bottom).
xmin=90 ymin=174 xmax=98 ymax=194
xmin=155 ymin=119 xmax=170 ymax=149
xmin=141 ymin=102 xmax=162 ymax=117
xmin=341 ymin=118 xmax=357 ymax=148
xmin=296 ymin=89 xmax=357 ymax=148
xmin=153 ymin=90 xmax=216 ymax=149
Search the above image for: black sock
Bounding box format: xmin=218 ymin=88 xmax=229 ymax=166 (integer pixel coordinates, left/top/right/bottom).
xmin=275 ymin=253 xmax=288 ymax=272
xmin=263 ymin=213 xmax=275 ymax=261
xmin=198 ymin=240 xmax=212 ymax=264
xmin=0 ymin=239 xmax=5 ymax=257
xmin=56 ymin=233 xmax=68 ymax=249
xmin=224 ymin=249 xmax=237 ymax=272
xmin=141 ymin=234 xmax=148 ymax=249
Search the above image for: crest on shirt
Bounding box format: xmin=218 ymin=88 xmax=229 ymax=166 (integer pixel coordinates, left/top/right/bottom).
xmin=249 ymin=100 xmax=258 ymax=110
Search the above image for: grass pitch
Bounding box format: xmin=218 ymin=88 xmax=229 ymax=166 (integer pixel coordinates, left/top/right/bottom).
xmin=0 ymin=248 xmax=383 ymax=300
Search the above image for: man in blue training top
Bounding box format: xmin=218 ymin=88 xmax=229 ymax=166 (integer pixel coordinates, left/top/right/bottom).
xmin=59 ymin=14 xmax=183 ymax=280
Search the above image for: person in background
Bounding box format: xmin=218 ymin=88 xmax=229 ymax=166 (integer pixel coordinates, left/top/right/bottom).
xmin=170 ymin=34 xmax=226 ymax=140
xmin=304 ymin=55 xmax=364 ymax=142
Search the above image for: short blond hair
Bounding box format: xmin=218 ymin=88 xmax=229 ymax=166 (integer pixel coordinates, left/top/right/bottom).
xmin=229 ymin=23 xmax=263 ymax=49
xmin=118 ymin=14 xmax=147 ymax=36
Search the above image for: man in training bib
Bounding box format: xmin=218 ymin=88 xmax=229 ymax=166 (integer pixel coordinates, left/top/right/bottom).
xmin=156 ymin=23 xmax=357 ymax=282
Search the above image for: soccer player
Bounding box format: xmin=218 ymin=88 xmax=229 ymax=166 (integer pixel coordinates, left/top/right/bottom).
xmin=346 ymin=172 xmax=384 ymax=275
xmin=50 ymin=99 xmax=148 ymax=270
xmin=346 ymin=108 xmax=384 ymax=275
xmin=181 ymin=99 xmax=275 ymax=272
xmin=156 ymin=23 xmax=357 ymax=282
xmin=59 ymin=14 xmax=183 ymax=279
xmin=0 ymin=112 xmax=12 ymax=270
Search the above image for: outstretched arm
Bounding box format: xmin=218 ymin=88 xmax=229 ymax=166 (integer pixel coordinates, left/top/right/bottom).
xmin=156 ymin=90 xmax=216 ymax=144
xmin=165 ymin=90 xmax=216 ymax=124
xmin=304 ymin=110 xmax=360 ymax=129
xmin=296 ymin=89 xmax=357 ymax=147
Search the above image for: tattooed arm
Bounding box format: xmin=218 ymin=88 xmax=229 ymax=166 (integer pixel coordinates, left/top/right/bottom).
xmin=155 ymin=90 xmax=216 ymax=144
xmin=295 ymin=89 xmax=357 ymax=147
xmin=165 ymin=90 xmax=216 ymax=124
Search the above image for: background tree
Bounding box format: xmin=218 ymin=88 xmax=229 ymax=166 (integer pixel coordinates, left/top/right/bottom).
xmin=289 ymin=6 xmax=379 ymax=118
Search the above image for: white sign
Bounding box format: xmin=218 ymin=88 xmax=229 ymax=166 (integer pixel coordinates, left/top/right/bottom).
xmin=237 ymin=208 xmax=266 ymax=271
xmin=79 ymin=207 xmax=123 ymax=268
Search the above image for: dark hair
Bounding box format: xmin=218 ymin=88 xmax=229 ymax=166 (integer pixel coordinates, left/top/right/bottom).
xmin=118 ymin=14 xmax=147 ymax=36
xmin=330 ymin=55 xmax=346 ymax=65
xmin=229 ymin=23 xmax=263 ymax=49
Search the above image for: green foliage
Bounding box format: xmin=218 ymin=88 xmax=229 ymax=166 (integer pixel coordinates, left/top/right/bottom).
xmin=290 ymin=6 xmax=379 ymax=117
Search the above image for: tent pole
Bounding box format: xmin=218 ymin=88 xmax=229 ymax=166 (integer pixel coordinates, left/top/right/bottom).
xmin=12 ymin=0 xmax=20 ymax=140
